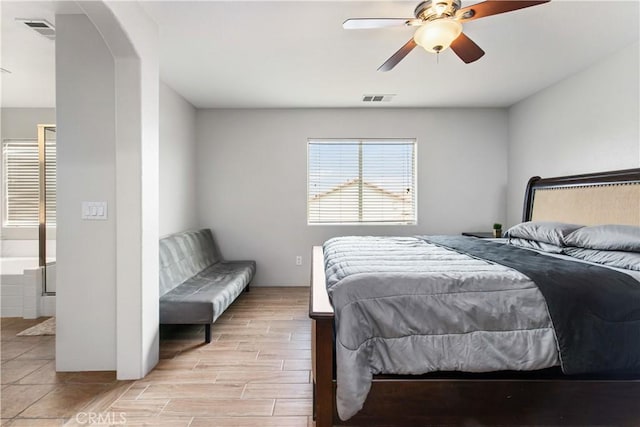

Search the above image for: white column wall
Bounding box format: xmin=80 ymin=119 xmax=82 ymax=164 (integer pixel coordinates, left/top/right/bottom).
xmin=107 ymin=2 xmax=160 ymax=378
xmin=56 ymin=1 xmax=159 ymax=378
xmin=55 ymin=13 xmax=117 ymax=370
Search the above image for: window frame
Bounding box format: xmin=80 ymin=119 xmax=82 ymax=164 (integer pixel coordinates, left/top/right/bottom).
xmin=1 ymin=137 xmax=57 ymax=240
xmin=307 ymin=138 xmax=417 ymax=226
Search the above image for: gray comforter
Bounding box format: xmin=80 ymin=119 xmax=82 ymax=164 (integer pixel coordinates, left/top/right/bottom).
xmin=323 ymin=236 xmax=560 ymax=420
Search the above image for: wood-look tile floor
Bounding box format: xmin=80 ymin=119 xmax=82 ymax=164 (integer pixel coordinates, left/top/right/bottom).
xmin=1 ymin=287 xmax=316 ymax=426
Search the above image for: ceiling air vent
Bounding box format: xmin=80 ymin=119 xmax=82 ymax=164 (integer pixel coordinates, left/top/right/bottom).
xmin=17 ymin=19 xmax=55 ymax=40
xmin=362 ymin=94 xmax=395 ymax=103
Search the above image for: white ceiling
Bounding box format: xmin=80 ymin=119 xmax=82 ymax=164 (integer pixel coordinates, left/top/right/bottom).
xmin=1 ymin=1 xmax=639 ymax=109
xmin=1 ymin=1 xmax=57 ymax=108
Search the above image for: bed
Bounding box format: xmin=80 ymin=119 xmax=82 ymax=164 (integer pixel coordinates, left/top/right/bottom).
xmin=309 ymin=168 xmax=640 ymax=426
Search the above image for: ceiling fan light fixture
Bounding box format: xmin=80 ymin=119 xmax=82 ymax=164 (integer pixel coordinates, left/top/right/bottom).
xmin=413 ymin=18 xmax=462 ymax=53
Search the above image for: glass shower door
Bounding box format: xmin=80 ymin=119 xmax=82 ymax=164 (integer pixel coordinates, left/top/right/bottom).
xmin=38 ymin=124 xmax=56 ymax=294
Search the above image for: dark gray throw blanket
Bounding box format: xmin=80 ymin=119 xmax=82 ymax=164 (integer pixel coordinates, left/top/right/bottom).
xmin=424 ymin=236 xmax=640 ymax=374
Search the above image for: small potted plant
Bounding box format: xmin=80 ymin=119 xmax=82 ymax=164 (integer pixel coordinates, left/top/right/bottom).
xmin=492 ymin=223 xmax=503 ymax=238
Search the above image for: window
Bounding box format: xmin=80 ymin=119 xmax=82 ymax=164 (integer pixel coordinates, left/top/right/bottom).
xmin=308 ymin=139 xmax=416 ymax=225
xmin=2 ymin=139 xmax=56 ymax=228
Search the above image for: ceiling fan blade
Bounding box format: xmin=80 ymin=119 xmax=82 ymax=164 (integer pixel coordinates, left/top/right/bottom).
xmin=378 ymin=38 xmax=418 ymax=72
xmin=450 ymin=33 xmax=485 ymax=64
xmin=457 ymin=1 xmax=550 ymax=22
xmin=343 ymin=18 xmax=421 ymax=29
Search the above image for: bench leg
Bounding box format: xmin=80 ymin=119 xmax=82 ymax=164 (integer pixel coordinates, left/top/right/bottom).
xmin=205 ymin=324 xmax=212 ymax=343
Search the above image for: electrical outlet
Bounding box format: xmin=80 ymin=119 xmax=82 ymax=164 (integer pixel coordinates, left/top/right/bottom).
xmin=295 ymin=255 xmax=302 ymax=266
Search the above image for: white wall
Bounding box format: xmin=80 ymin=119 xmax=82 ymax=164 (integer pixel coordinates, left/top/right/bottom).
xmin=196 ymin=108 xmax=508 ymax=285
xmin=507 ymin=42 xmax=640 ymax=226
xmin=0 ymin=108 xmax=55 ymax=138
xmin=56 ymin=1 xmax=160 ymax=378
xmin=159 ymin=81 xmax=198 ymax=237
xmin=100 ymin=0 xmax=160 ymax=378
xmin=0 ymin=108 xmax=56 ymax=245
xmin=1 ymin=240 xmax=56 ymax=258
xmin=56 ymin=14 xmax=117 ymax=370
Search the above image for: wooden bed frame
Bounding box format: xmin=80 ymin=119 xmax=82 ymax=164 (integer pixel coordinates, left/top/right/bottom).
xmin=309 ymin=168 xmax=640 ymax=426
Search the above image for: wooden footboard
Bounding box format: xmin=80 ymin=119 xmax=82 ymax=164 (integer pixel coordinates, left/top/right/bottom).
xmin=309 ymin=246 xmax=334 ymax=427
xmin=310 ymin=245 xmax=640 ymax=426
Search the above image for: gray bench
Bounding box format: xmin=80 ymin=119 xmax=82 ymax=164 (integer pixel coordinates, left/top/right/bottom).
xmin=159 ymin=229 xmax=256 ymax=343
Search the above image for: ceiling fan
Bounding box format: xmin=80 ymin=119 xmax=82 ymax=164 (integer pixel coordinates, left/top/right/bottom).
xmin=343 ymin=0 xmax=550 ymax=71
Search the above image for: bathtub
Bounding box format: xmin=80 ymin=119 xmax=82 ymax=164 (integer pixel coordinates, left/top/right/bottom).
xmin=1 ymin=257 xmax=56 ymax=318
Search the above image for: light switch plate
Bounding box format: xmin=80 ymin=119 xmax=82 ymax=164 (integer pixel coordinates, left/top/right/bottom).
xmin=82 ymin=201 xmax=108 ymax=220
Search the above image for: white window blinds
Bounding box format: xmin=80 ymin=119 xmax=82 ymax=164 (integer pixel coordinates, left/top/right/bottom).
xmin=2 ymin=139 xmax=56 ymax=228
xmin=308 ymin=139 xmax=416 ymax=225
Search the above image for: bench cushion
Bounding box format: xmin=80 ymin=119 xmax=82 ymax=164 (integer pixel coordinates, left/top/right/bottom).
xmin=159 ymin=229 xmax=221 ymax=297
xmin=159 ymin=260 xmax=256 ymax=324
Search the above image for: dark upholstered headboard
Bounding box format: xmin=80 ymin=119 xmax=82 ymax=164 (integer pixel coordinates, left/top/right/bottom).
xmin=522 ymin=169 xmax=640 ymax=226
